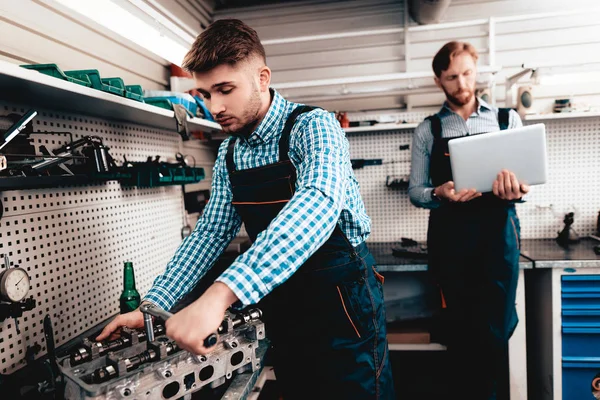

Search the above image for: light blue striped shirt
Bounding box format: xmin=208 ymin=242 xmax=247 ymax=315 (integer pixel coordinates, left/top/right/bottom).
xmin=408 ymin=98 xmax=523 ymax=209
xmin=144 ymin=89 xmax=371 ymax=309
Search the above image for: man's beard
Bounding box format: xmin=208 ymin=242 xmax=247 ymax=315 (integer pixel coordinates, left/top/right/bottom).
xmin=442 ymin=85 xmax=474 ymax=107
xmin=224 ymin=87 xmax=262 ymax=138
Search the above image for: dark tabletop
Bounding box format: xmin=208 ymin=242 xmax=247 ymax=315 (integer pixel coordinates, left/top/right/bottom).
xmin=368 ymin=238 xmax=600 ymax=271
xmin=367 ymin=242 xmax=429 ymax=271
xmin=367 ymin=241 xmax=534 ymax=272
xmin=519 ymin=237 xmax=600 ymax=268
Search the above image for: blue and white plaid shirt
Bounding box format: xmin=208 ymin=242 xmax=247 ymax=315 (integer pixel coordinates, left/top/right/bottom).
xmin=144 ymin=89 xmax=371 ymax=309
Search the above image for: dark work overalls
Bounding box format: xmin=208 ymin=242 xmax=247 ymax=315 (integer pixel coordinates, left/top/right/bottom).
xmin=426 ymin=109 xmax=520 ymax=400
xmin=225 ymin=106 xmax=395 ymax=400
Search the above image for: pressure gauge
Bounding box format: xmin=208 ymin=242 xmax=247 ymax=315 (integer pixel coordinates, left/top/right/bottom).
xmin=0 ymin=267 xmax=30 ymax=302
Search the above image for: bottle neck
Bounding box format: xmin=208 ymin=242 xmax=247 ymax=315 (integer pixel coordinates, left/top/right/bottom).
xmin=123 ymin=264 xmax=136 ymax=291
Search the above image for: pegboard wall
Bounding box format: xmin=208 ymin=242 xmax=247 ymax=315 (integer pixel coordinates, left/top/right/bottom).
xmin=516 ymin=118 xmax=600 ymax=239
xmin=0 ymin=101 xmax=194 ymax=374
xmin=348 ymin=115 xmax=600 ymax=242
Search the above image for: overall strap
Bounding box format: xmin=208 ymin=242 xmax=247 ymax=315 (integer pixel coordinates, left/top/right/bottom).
xmin=498 ymin=108 xmax=511 ymax=131
xmin=426 ymin=114 xmax=443 ymax=139
xmin=225 ymin=137 xmax=238 ymax=173
xmin=278 ymin=105 xmax=318 ymax=162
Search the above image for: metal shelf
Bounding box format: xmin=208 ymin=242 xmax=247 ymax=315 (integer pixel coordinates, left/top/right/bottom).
xmin=272 ymin=66 xmax=501 ymax=90
xmin=0 ymin=174 xmax=109 ymax=190
xmin=344 ymin=123 xmax=419 ymax=133
xmin=0 ymin=60 xmax=220 ymax=133
xmin=523 ymin=111 xmax=600 ymax=121
xmin=187 ymin=117 xmax=222 ymax=133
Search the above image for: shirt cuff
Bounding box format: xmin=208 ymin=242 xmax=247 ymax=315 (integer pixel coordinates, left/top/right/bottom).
xmin=425 ymin=187 xmax=434 ymax=201
xmin=143 ymin=286 xmax=178 ymax=312
xmin=425 ymin=187 xmax=442 ymax=207
xmin=216 ymin=261 xmax=270 ymax=307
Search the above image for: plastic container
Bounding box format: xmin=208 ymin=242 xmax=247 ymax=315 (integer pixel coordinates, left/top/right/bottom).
xmin=124 ymin=163 xmax=205 ymax=188
xmin=144 ymin=98 xmax=173 ymax=111
xmin=143 ymin=91 xmax=213 ymax=120
xmin=63 ymin=69 xmax=121 ymax=95
xmin=144 ymin=91 xmax=197 ymax=115
xmin=100 ymin=77 xmax=125 ymax=96
xmin=21 ymin=64 xmax=92 ymax=87
xmin=145 ymin=96 xmax=195 ymax=114
xmin=64 ymin=70 xmax=144 ymax=101
xmin=124 ymin=85 xmax=144 ymax=102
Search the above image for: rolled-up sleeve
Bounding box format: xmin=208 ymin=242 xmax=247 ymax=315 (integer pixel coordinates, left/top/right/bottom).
xmin=144 ymin=140 xmax=242 ymax=311
xmin=408 ymin=122 xmax=441 ymax=209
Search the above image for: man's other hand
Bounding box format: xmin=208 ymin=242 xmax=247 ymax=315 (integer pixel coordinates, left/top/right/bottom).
xmin=492 ymin=170 xmax=530 ymax=200
xmin=96 ymin=309 xmax=145 ymax=341
xmin=435 ymin=181 xmax=482 ymax=202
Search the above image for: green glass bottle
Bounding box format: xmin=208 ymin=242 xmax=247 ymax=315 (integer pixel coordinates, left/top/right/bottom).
xmin=119 ymin=261 xmax=140 ymax=313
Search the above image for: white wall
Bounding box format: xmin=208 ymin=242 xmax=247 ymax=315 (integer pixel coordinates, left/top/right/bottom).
xmin=216 ymin=0 xmax=600 ymax=114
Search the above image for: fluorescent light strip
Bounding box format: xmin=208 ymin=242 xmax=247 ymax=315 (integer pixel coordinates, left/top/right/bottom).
xmin=54 ymin=0 xmax=189 ymax=66
xmin=126 ymin=0 xmax=197 ymax=43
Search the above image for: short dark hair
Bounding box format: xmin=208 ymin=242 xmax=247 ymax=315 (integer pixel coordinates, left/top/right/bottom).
xmin=182 ymin=19 xmax=266 ymax=73
xmin=432 ymin=41 xmax=479 ymax=78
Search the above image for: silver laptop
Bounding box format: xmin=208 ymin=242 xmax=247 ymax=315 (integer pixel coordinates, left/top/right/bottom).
xmin=448 ymin=123 xmax=547 ymax=193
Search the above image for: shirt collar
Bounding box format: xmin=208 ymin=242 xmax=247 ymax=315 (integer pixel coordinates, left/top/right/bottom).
xmin=477 ymin=97 xmax=493 ymax=112
xmin=440 ymin=97 xmax=492 ymax=117
xmin=245 ymin=88 xmax=288 ymax=146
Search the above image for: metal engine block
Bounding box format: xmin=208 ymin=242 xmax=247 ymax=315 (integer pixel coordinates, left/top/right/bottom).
xmin=60 ymin=308 xmax=266 ymax=400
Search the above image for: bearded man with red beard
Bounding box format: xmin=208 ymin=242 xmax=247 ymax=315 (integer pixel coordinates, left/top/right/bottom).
xmin=408 ymin=41 xmax=529 ymax=400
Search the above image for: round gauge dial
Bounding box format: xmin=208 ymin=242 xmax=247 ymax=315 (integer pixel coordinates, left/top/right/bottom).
xmin=0 ymin=267 xmax=30 ymax=302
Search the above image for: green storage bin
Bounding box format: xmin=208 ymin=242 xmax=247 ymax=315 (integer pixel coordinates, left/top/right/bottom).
xmin=100 ymin=77 xmax=125 ymax=96
xmin=169 ymin=167 xmax=205 ymax=184
xmin=100 ymin=78 xmax=145 ymax=101
xmin=64 ymin=69 xmax=122 ymax=95
xmin=144 ymin=98 xmax=173 ymax=111
xmin=120 ymin=163 xmax=205 ymax=188
xmin=191 ymin=167 xmax=205 ymax=182
xmin=125 ymin=85 xmax=144 ymax=102
xmin=21 ymin=63 xmax=92 ymax=87
xmin=144 ymin=95 xmax=201 ymax=116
